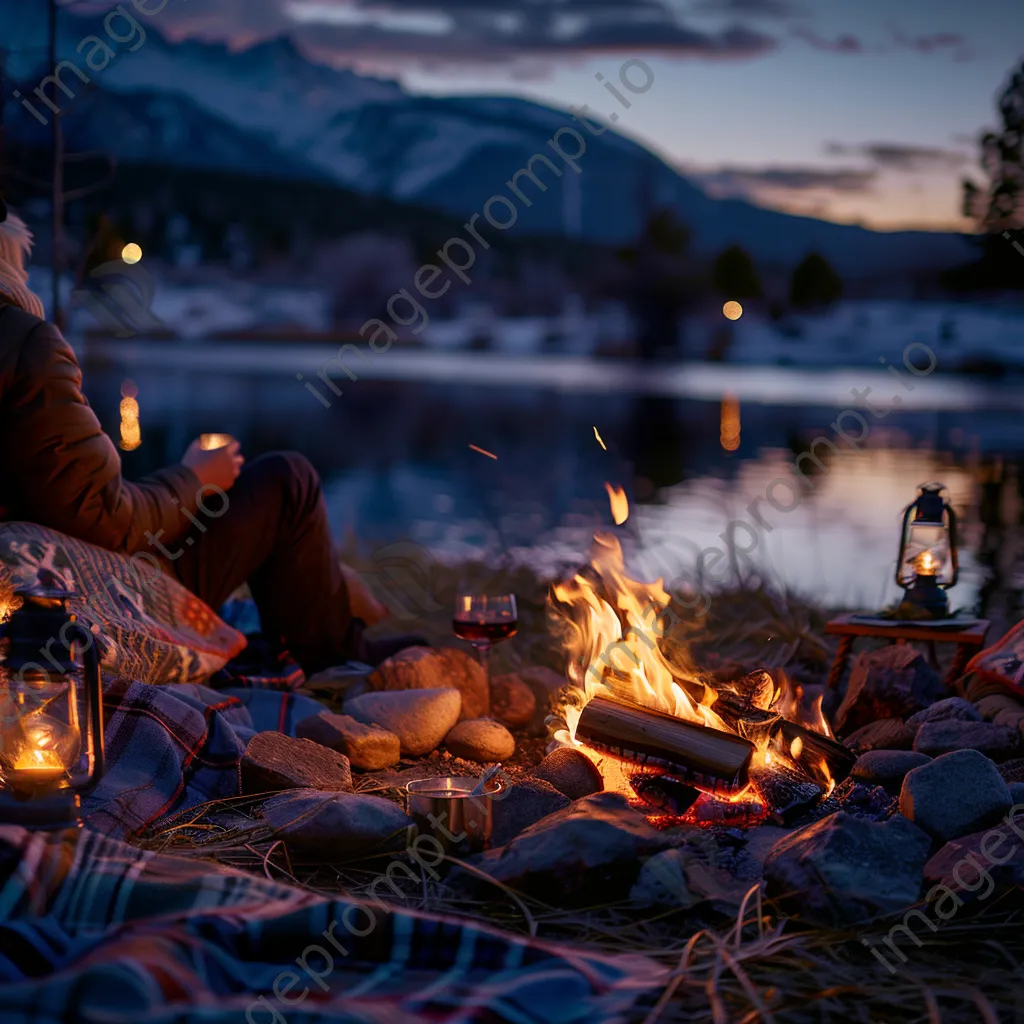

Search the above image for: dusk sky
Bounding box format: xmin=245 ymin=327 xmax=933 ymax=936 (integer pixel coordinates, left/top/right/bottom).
xmin=58 ymin=0 xmax=1024 ymax=231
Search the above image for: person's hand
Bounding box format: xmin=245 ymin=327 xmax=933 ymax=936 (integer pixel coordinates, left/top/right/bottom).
xmin=182 ymin=439 xmax=244 ymax=492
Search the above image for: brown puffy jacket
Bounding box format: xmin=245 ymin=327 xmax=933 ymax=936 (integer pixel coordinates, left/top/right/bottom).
xmin=0 ymin=302 xmax=200 ymax=553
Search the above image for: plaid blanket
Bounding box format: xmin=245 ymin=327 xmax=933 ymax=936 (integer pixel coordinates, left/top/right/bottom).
xmin=0 ymin=825 xmax=664 ymax=1023
xmin=84 ymin=678 xmax=329 ymax=838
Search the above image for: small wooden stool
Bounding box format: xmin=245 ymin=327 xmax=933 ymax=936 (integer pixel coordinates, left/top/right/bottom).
xmin=824 ymin=614 xmax=991 ymax=692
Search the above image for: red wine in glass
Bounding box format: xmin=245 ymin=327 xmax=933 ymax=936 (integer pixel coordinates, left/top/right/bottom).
xmin=453 ymin=594 xmax=517 ymax=678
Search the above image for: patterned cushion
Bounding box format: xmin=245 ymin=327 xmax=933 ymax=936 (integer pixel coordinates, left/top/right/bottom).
xmin=0 ymin=521 xmax=245 ymax=684
xmin=962 ymin=618 xmax=1024 ymax=700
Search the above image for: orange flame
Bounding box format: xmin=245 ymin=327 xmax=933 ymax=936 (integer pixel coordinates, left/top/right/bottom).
xmin=604 ymin=484 xmax=629 ymax=525
xmin=549 ymin=535 xmax=836 ymax=806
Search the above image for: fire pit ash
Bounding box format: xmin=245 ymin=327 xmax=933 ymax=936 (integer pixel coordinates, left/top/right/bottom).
xmin=545 ymin=533 xmax=855 ymax=826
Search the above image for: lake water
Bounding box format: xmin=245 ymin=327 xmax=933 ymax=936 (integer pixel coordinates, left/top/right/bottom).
xmin=80 ymin=341 xmax=1024 ymax=615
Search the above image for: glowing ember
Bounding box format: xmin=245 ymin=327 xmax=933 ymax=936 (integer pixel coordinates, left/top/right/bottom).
xmin=593 ymin=426 xmax=607 ymax=450
xmin=468 ymin=444 xmax=498 ymax=460
xmin=604 ymin=484 xmax=629 ymax=525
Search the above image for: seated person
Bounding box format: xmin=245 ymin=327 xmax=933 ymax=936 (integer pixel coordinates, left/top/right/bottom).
xmin=0 ymin=201 xmax=416 ymax=672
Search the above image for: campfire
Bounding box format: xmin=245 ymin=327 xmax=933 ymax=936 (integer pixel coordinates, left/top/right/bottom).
xmin=547 ymin=528 xmax=855 ymax=826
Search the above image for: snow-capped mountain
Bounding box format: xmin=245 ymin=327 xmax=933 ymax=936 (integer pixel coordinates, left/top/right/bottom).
xmin=2 ymin=2 xmax=977 ymax=278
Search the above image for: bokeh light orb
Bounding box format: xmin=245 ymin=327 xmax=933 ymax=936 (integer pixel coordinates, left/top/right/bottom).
xmin=121 ymin=242 xmax=143 ymax=264
xmin=723 ymin=300 xmax=743 ymax=321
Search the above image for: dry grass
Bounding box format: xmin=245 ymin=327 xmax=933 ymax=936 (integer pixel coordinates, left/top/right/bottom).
xmin=138 ymin=792 xmax=1024 ymax=1024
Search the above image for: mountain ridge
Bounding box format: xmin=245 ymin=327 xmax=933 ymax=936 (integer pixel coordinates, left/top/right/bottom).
xmin=1 ymin=1 xmax=978 ymax=278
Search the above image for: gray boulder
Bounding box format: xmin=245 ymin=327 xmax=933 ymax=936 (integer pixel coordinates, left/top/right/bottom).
xmin=630 ymin=848 xmax=696 ymax=909
xmin=263 ymin=789 xmax=413 ymax=854
xmin=924 ymin=814 xmax=1024 ymax=898
xmin=344 ymin=687 xmax=461 ymax=756
xmin=906 ymin=697 xmax=981 ymax=727
xmin=900 ymin=749 xmax=1013 ymax=842
xmin=460 ymin=792 xmax=667 ymax=904
xmin=852 ymin=750 xmax=932 ymax=790
xmin=764 ymin=812 xmax=931 ymax=926
xmin=913 ymin=720 xmax=1020 ymax=761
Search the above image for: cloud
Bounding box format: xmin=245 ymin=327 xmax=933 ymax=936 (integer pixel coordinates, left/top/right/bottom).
xmin=66 ymin=0 xmax=778 ymax=68
xmin=792 ymin=27 xmax=863 ymax=53
xmin=284 ymin=2 xmax=780 ymax=62
xmin=694 ymin=164 xmax=877 ymax=200
xmin=892 ymin=29 xmax=968 ymax=55
xmin=825 ymin=141 xmax=969 ymax=172
xmin=691 ymin=0 xmax=802 ymax=16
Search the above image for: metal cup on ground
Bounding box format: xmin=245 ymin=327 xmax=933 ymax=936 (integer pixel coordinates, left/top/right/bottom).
xmin=405 ymin=775 xmax=504 ymax=854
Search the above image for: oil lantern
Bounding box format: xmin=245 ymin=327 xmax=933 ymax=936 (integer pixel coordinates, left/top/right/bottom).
xmin=895 ymin=483 xmax=959 ymax=618
xmin=0 ymin=590 xmax=105 ymax=828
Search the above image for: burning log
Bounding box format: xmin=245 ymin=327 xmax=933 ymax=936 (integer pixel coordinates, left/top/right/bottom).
xmin=575 ymin=696 xmax=755 ymax=797
xmin=749 ymin=763 xmax=824 ymax=826
xmin=629 ymin=772 xmax=701 ymax=814
xmin=686 ymin=792 xmax=768 ymax=828
xmin=776 ymin=719 xmax=856 ymax=782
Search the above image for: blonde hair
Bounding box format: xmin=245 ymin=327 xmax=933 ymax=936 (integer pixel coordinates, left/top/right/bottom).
xmin=0 ymin=209 xmax=35 ymax=266
xmin=0 ymin=207 xmax=46 ymax=318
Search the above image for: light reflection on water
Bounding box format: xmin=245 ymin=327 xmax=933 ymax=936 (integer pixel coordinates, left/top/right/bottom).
xmin=83 ymin=355 xmax=1022 ymax=614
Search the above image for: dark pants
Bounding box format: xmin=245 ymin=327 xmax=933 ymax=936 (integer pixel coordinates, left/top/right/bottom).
xmin=154 ymin=452 xmax=357 ymax=674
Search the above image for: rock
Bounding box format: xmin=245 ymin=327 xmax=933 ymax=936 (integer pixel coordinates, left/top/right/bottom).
xmin=369 ymin=646 xmax=487 ymax=721
xmin=490 ymin=673 xmax=537 ymax=730
xmin=444 ymin=719 xmax=516 ymax=762
xmin=491 ymin=779 xmax=571 ymax=846
xmin=834 ymin=647 xmax=944 ymax=736
xmin=906 ymin=697 xmax=981 ymax=727
xmin=459 ymin=792 xmax=668 ymax=904
xmin=924 ymin=813 xmax=1024 ymax=898
xmin=263 ymin=789 xmax=413 ymax=853
xmin=832 ymin=778 xmax=899 ymax=821
xmin=900 ymin=749 xmax=1013 ymax=842
xmin=630 ymin=848 xmax=696 ymax=909
xmin=241 ymin=732 xmax=352 ymax=794
xmin=999 ymin=758 xmax=1024 ymax=786
xmin=518 ymin=665 xmax=570 ymax=726
xmin=975 ymin=694 xmax=1024 ymax=721
xmin=296 ymin=712 xmax=401 ymax=771
xmin=344 ymin=688 xmax=461 ymax=757
xmin=631 ymin=844 xmax=750 ymax=910
xmin=1009 ymin=782 xmax=1024 ymax=804
xmin=913 ymin=720 xmax=1020 ymax=761
xmin=763 ymin=812 xmax=931 ymax=926
xmin=842 ymin=718 xmax=916 ymax=754
xmin=852 ymin=750 xmax=932 ymax=789
xmin=533 ymin=746 xmax=604 ymax=800
xmin=303 ymin=664 xmax=373 ymax=699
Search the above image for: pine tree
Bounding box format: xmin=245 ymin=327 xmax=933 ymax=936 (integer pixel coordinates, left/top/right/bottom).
xmin=712 ymin=245 xmax=763 ymax=299
xmin=789 ymin=252 xmax=843 ymax=309
xmin=963 ymin=59 xmax=1024 ymax=232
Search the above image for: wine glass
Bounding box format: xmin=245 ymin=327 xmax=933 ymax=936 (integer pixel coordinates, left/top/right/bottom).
xmin=453 ymin=593 xmax=518 ymax=681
